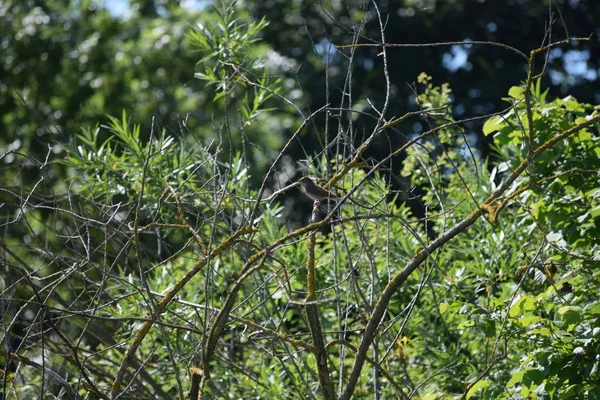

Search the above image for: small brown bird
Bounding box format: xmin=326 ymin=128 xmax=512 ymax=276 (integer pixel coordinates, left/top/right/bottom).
xmin=298 ymin=177 xmax=341 ymax=201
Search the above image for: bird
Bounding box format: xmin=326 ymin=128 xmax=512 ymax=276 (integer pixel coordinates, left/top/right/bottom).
xmin=298 ymin=177 xmax=342 ymax=201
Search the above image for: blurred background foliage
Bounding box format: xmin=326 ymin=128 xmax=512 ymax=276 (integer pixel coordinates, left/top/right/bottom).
xmin=1 ymin=0 xmax=600 ymax=398
xmin=3 ymin=0 xmax=599 ymax=181
xmin=247 ymin=0 xmax=600 ymax=158
xmin=2 ymin=0 xmax=599 ymax=228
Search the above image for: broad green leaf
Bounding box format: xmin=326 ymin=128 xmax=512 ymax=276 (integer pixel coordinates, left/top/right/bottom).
xmin=510 ymin=295 xmax=537 ymax=317
xmin=509 ymin=86 xmax=525 ymax=100
xmin=521 ymin=315 xmax=542 ymax=327
xmin=483 ymin=115 xmax=505 ymax=135
xmin=560 ymin=384 xmax=583 ymax=399
xmin=563 ymin=95 xmax=583 ymax=111
xmin=466 ymin=379 xmax=490 ymax=399
xmin=587 ymin=303 xmax=600 ymax=315
xmin=558 ymin=306 xmax=582 ymax=325
xmin=507 ymin=369 xmax=526 ymax=387
xmin=482 ymin=318 xmax=496 ymax=337
xmin=523 ymin=368 xmax=543 ymax=386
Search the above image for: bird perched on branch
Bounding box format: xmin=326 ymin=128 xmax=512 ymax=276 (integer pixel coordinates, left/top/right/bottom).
xmin=298 ymin=177 xmax=341 ymax=201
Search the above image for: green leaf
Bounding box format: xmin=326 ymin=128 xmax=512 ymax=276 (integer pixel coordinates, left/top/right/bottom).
xmin=563 ymin=95 xmax=582 ymax=112
xmin=587 ymin=303 xmax=600 ymax=315
xmin=481 ymin=318 xmax=496 ymax=337
xmin=466 ymin=379 xmax=490 ymax=399
xmin=523 ymin=368 xmax=543 ymax=386
xmin=560 ymin=384 xmax=583 ymax=399
xmin=558 ymin=306 xmax=582 ymax=325
xmin=510 ymin=295 xmax=537 ymax=317
xmin=520 ymin=315 xmax=542 ymax=327
xmin=590 ymin=205 xmax=600 ymax=218
xmin=509 ymin=86 xmax=525 ymax=100
xmin=507 ymin=370 xmax=525 ymax=387
xmin=529 ymin=327 xmax=551 ymax=336
xmin=483 ymin=115 xmax=505 ymax=135
xmin=458 ymin=320 xmax=476 ymax=329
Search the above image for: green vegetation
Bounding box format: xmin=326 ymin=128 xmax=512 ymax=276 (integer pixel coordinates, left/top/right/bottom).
xmin=1 ymin=1 xmax=599 ymax=399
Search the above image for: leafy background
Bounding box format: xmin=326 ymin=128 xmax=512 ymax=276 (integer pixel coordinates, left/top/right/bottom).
xmin=1 ymin=1 xmax=599 ymax=399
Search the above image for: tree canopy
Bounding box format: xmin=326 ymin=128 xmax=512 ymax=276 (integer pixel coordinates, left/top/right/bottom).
xmin=1 ymin=1 xmax=600 ymax=399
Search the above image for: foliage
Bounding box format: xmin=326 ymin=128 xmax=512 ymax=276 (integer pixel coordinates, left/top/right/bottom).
xmin=1 ymin=1 xmax=600 ymax=400
xmin=0 ymin=0 xmax=294 ymax=193
xmin=246 ymin=0 xmax=600 ymax=160
xmin=0 ymin=0 xmax=198 ymax=154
